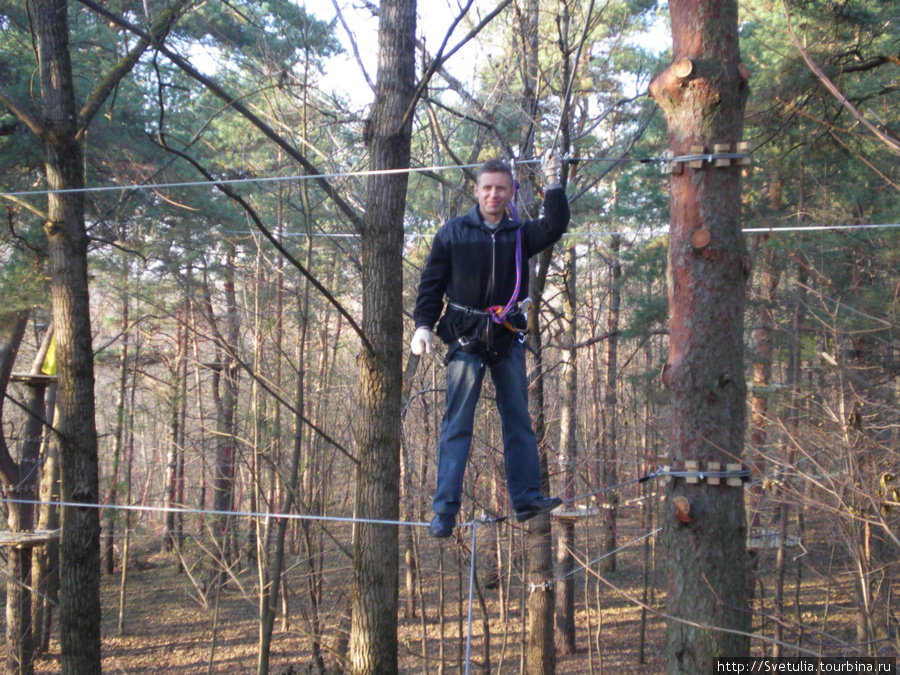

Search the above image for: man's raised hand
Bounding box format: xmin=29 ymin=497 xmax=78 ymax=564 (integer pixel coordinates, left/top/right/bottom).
xmin=541 ymin=149 xmax=563 ymax=190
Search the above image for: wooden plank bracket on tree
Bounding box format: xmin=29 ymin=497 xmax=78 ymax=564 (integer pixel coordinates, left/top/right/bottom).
xmin=747 ymin=528 xmax=800 ymax=551
xmin=661 ymin=149 xmax=683 ymax=175
xmin=673 ymin=142 xmax=752 ymax=172
xmin=685 ymin=460 xmax=701 ymax=484
xmin=688 ymin=145 xmax=705 ymax=169
xmin=726 ymin=462 xmax=745 ymax=487
xmin=663 ymin=461 xmax=747 ymax=486
xmin=0 ymin=485 xmax=37 ymax=495
xmin=659 ymin=464 xmax=673 ymax=485
xmin=713 ymin=143 xmax=732 ymax=167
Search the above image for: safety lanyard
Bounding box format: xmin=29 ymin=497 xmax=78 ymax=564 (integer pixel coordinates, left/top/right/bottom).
xmin=488 ymin=179 xmax=522 ymax=325
xmin=488 ymin=228 xmax=522 ymax=326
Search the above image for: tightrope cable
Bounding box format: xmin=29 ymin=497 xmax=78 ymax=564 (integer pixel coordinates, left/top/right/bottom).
xmin=0 ymin=151 xmax=739 ymax=199
xmin=563 ymin=472 xmax=659 ymax=507
xmin=530 ymin=528 xmax=661 ymax=592
xmin=0 ymin=496 xmax=431 ymax=529
xmin=222 ymin=222 xmax=900 ymax=239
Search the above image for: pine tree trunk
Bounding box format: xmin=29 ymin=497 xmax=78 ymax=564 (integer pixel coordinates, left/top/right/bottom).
xmin=29 ymin=2 xmax=103 ymax=671
xmin=649 ymin=0 xmax=751 ymax=670
xmin=348 ymin=1 xmax=416 ymax=672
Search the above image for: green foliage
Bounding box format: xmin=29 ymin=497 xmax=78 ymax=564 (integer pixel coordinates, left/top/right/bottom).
xmin=740 ymin=0 xmax=900 ymax=229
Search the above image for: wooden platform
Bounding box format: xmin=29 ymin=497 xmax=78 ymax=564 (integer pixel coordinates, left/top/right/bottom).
xmin=747 ymin=528 xmax=801 ymax=551
xmin=0 ymin=530 xmax=60 ymax=549
xmin=552 ymin=505 xmax=600 ymax=522
xmin=9 ymin=373 xmax=57 ymax=386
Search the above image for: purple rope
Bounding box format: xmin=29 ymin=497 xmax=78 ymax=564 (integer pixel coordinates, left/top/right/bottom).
xmin=508 ymin=179 xmax=521 ymax=224
xmin=489 ymin=227 xmax=522 ymax=323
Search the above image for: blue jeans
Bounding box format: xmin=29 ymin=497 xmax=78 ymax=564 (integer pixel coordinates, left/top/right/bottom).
xmin=433 ymin=340 xmax=543 ymax=516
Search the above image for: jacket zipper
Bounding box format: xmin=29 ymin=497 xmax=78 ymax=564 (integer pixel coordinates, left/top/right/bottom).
xmin=488 ymin=230 xmax=497 ymax=307
xmin=486 ymin=230 xmax=497 ymax=349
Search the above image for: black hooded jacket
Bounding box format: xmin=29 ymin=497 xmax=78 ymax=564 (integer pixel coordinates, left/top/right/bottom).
xmin=413 ymin=187 xmax=570 ymax=361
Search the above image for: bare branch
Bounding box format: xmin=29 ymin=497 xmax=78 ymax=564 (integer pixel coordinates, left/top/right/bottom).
xmin=330 ymin=0 xmax=376 ymax=92
xmin=0 ymin=82 xmax=43 ymax=138
xmin=398 ymin=0 xmax=515 ymax=130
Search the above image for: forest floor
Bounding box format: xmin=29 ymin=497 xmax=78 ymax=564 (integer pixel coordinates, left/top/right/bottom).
xmin=5 ymin=503 xmax=891 ymax=674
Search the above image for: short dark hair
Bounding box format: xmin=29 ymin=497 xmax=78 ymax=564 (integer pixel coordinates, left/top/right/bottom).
xmin=476 ymin=159 xmax=513 ymax=184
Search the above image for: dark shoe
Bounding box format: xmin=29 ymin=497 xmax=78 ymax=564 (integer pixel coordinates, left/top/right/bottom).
xmin=516 ymin=496 xmax=563 ymax=523
xmin=428 ymin=513 xmax=456 ymax=538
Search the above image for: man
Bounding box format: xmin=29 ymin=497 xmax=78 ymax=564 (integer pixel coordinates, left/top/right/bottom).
xmin=411 ymin=152 xmax=569 ymax=538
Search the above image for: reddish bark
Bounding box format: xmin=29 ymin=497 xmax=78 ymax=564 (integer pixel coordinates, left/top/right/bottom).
xmin=649 ymin=0 xmax=752 ymax=670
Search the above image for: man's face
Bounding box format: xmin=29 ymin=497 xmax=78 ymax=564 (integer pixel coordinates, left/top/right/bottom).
xmin=473 ymin=171 xmax=512 ymax=223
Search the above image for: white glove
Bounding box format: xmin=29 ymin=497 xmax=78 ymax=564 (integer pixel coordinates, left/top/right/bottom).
xmin=410 ymin=326 xmax=433 ymax=355
xmin=542 ymin=149 xmax=563 ymax=189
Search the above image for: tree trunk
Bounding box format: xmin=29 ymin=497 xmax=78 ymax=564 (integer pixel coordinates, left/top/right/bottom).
xmin=212 ymin=246 xmax=239 ymax=573
xmin=163 ymin=312 xmax=186 ymax=553
xmin=773 ymin=263 xmax=806 ymax=657
xmin=748 ymin=242 xmax=780 ymax=529
xmin=32 ymin=331 xmax=60 ymax=659
xmin=29 ymin=2 xmax=103 ymax=671
xmin=348 ymin=0 xmax=416 ymax=672
xmin=257 ymin=291 xmax=308 ymax=675
xmin=649 ymin=0 xmax=751 ymax=670
xmin=601 ymin=233 xmax=622 ymax=573
xmin=1 ymin=312 xmax=34 ymax=675
xmin=117 ymin=338 xmax=139 ymax=635
xmin=401 ymin=354 xmax=421 ymax=621
xmin=515 ymin=0 xmax=558 ymax=670
xmin=555 ymin=243 xmax=577 ymax=655
xmin=106 ymin=296 xmax=129 ymax=574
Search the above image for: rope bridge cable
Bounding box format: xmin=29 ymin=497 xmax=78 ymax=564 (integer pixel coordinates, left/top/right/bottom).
xmin=0 ymin=566 xmax=59 ymax=609
xmin=464 ymin=471 xmax=660 ymax=528
xmin=8 ymin=144 xmax=897 ymax=235
xmin=0 ymin=496 xmax=432 ymax=529
xmin=0 ymin=151 xmax=734 ymax=200
xmin=529 ymin=527 xmax=661 ymax=592
xmin=470 ymin=464 xmax=757 ymax=528
xmin=562 ymin=471 xmax=661 ymax=508
xmin=225 ymin=222 xmax=900 ymax=239
xmin=0 ymin=462 xmax=784 ymax=529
